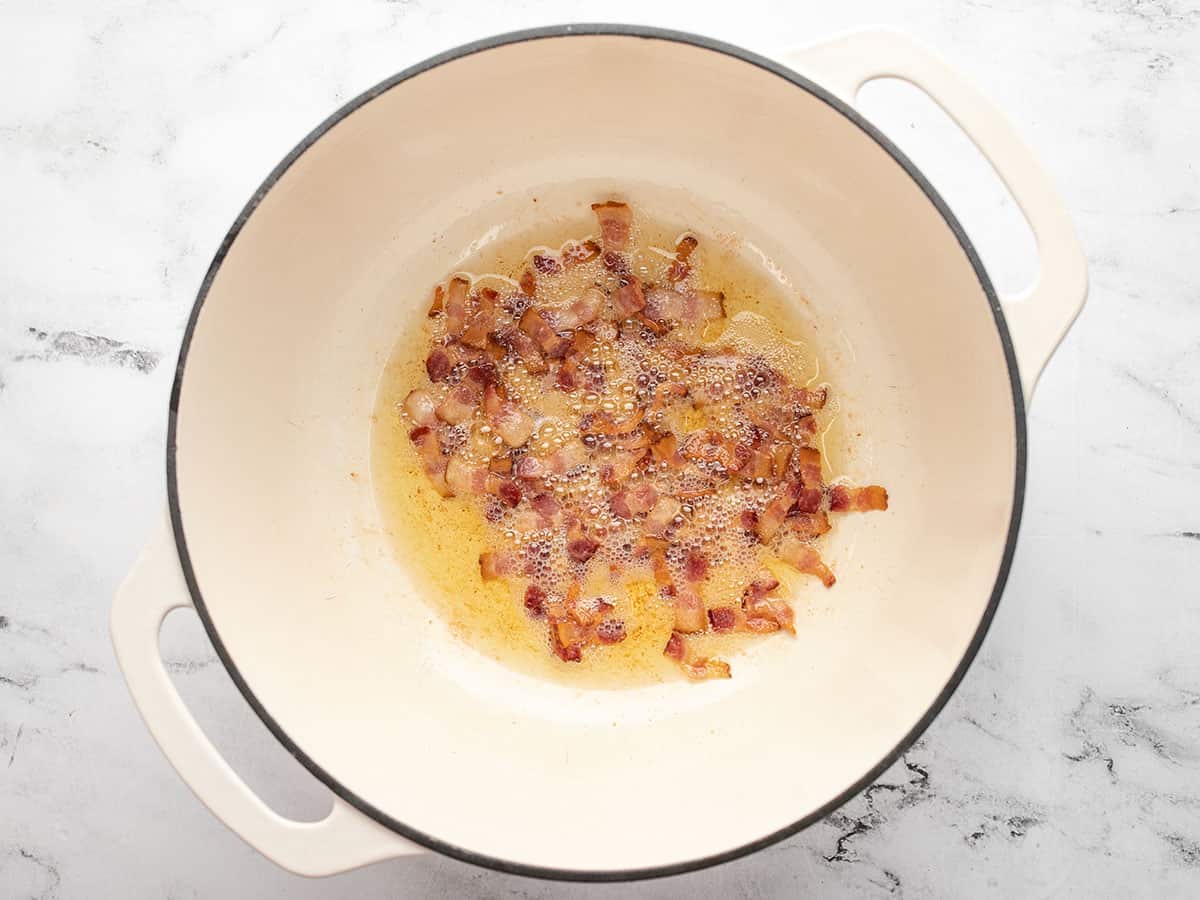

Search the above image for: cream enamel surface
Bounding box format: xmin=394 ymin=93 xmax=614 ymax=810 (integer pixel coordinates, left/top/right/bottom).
xmin=168 ymin=35 xmax=1017 ymax=871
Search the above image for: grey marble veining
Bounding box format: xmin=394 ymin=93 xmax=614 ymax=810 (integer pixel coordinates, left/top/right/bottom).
xmin=2 ymin=0 xmax=1198 ymax=897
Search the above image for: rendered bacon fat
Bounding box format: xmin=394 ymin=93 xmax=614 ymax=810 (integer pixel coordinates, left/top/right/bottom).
xmin=396 ymin=200 xmax=888 ymax=675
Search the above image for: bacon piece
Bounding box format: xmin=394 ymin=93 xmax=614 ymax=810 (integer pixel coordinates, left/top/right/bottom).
xmin=595 ymin=619 xmax=626 ymax=644
xmin=739 ymin=509 xmax=759 ymax=531
xmin=609 ymin=483 xmax=658 ymax=519
xmin=611 ymin=281 xmax=646 ymax=318
xmin=591 ymin=201 xmax=633 ymax=250
xmin=547 ymin=440 xmax=588 ymax=474
xmin=643 ymin=286 xmax=686 ymax=322
xmin=530 ymin=492 xmax=560 ymax=525
xmin=566 ymin=519 xmax=600 ymax=564
xmin=518 ymin=307 xmax=570 ymax=357
xmin=684 ymin=550 xmax=709 ymax=583
xmin=770 ymin=442 xmax=794 ymax=480
xmin=569 ymin=596 xmax=613 ymax=628
xmin=514 ymin=455 xmax=546 ymax=480
xmin=460 ymin=288 xmax=500 ymax=349
xmin=600 ymin=449 xmax=646 ymax=485
xmin=443 ymin=276 xmax=471 ymax=337
xmin=787 ymin=511 xmax=831 ymax=540
xmin=519 ymin=268 xmax=537 ymax=298
xmin=403 ymin=389 xmax=437 ymax=427
xmin=756 ymin=481 xmax=802 ymax=542
xmin=602 ymin=250 xmax=630 ymax=278
xmin=409 ymin=426 xmax=450 ymax=495
xmin=644 ymin=495 xmax=682 ymax=538
xmin=797 ymin=385 xmax=828 ymax=410
xmin=777 ymin=535 xmax=836 ymax=587
xmin=425 ymin=348 xmax=453 ymax=382
xmin=708 ymin=606 xmax=738 ymax=632
xmin=682 ymin=430 xmax=734 ymax=469
xmin=735 ymin=445 xmax=773 ymax=482
xmin=435 ymin=384 xmax=477 ymax=425
xmin=687 ymin=290 xmax=726 ymax=325
xmin=549 ymin=616 xmax=584 ymax=662
xmin=682 ymin=657 xmax=731 ymax=680
xmin=445 ymin=454 xmax=488 ymax=495
xmin=479 ymin=549 xmax=520 ymax=580
xmin=555 ymin=287 xmax=605 ymax=331
xmin=673 ymin=588 xmax=707 ymax=633
xmin=795 ymin=447 xmax=824 ymax=488
xmin=650 ymin=431 xmax=686 ymax=468
xmin=562 ymin=239 xmax=601 ymax=269
xmin=667 ymin=234 xmax=698 ymax=283
xmin=793 ymin=487 xmax=823 ymax=514
xmin=612 ymin=425 xmax=654 ymax=451
xmin=581 ymin=409 xmax=645 ymax=436
xmin=495 ymin=478 xmax=522 ymax=507
xmin=829 ymin=484 xmax=890 ymax=512
xmin=427 ymin=284 xmax=444 ymax=317
xmin=664 ymin=631 xmax=686 ymax=660
xmin=524 ymin=584 xmax=547 ymax=616
xmin=498 ymin=326 xmax=548 ymax=375
xmin=741 ymin=572 xmax=794 ymax=634
xmin=492 ymin=403 xmax=534 ymax=447
xmin=532 ymin=254 xmax=561 ymax=275
xmin=489 ymin=454 xmax=513 ymax=475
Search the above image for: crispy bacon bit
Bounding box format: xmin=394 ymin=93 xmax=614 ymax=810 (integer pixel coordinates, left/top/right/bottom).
xmin=793 ymin=487 xmax=822 ymax=514
xmin=425 ymin=348 xmax=453 ymax=382
xmin=602 ymin=250 xmax=630 ymax=278
xmin=664 ymin=631 xmax=686 ymax=660
xmin=479 ymin=550 xmax=519 ymax=580
xmin=493 ymin=403 xmax=534 ymax=447
xmin=612 ymin=281 xmax=646 ymax=317
xmin=684 ymin=551 xmax=710 ymax=582
xmin=446 ymin=454 xmax=488 ymax=495
xmin=595 ymin=618 xmax=626 ymax=644
xmin=524 ymin=584 xmax=547 ymax=616
xmin=609 ymin=484 xmax=658 ymax=519
xmin=591 ymin=200 xmax=633 ymax=250
xmin=532 ymin=254 xmax=561 ymax=275
xmin=673 ymin=588 xmax=707 ymax=633
xmin=530 ymin=492 xmax=560 ymax=524
xmin=499 ymin=326 xmax=547 ymax=375
xmin=460 ymin=289 xmax=500 ymax=349
xmin=651 ymin=431 xmax=686 ymax=468
xmin=739 ymin=509 xmax=759 ymax=531
xmin=829 ymin=484 xmax=890 ymax=512
xmin=518 ymin=306 xmax=569 ymax=357
xmin=689 ymin=290 xmax=726 ymax=324
xmin=556 ymin=287 xmax=605 ymax=330
xmin=643 ymin=286 xmax=685 ymax=322
xmin=682 ymin=657 xmax=732 ymax=680
xmin=667 ymin=234 xmax=699 ymax=283
xmin=708 ymin=606 xmax=738 ymax=632
xmin=562 ymin=239 xmax=600 ymax=268
xmin=403 ymin=389 xmax=437 ymax=427
xmin=435 ymin=385 xmax=477 ymax=425
xmin=788 ymin=511 xmax=831 ymax=540
xmin=514 ymin=455 xmax=545 ymax=480
xmin=797 ymin=386 xmax=828 ymax=410
xmin=443 ymin=277 xmax=471 ymax=337
xmin=778 ymin=535 xmax=836 ymax=587
xmin=796 ymin=447 xmax=824 ymax=488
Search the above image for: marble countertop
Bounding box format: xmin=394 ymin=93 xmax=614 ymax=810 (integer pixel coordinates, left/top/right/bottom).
xmin=3 ymin=0 xmax=1198 ymax=897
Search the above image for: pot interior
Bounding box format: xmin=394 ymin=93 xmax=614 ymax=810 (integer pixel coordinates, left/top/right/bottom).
xmin=172 ymin=32 xmax=1019 ymax=874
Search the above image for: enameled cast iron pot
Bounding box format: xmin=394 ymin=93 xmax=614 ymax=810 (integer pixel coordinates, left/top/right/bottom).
xmin=111 ymin=25 xmax=1086 ymax=881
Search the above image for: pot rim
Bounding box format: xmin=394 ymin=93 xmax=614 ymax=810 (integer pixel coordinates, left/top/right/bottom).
xmin=166 ymin=23 xmax=1027 ymax=882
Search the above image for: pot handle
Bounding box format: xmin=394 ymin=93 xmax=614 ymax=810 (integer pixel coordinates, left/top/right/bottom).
xmin=110 ymin=511 xmax=423 ymax=876
xmin=785 ymin=29 xmax=1087 ymax=401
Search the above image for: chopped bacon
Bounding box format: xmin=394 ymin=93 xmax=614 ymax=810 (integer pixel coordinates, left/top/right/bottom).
xmin=518 ymin=307 xmax=570 ymax=357
xmin=427 ymin=284 xmax=444 ymax=317
xmin=446 ymin=454 xmax=488 ymax=495
xmin=770 ymin=442 xmax=794 ymax=480
xmin=735 ymin=445 xmax=773 ymax=482
xmin=600 ymin=449 xmax=646 ymax=485
xmin=495 ymin=478 xmax=522 ymax=507
xmin=530 ymin=492 xmax=560 ymax=524
xmin=708 ymin=606 xmax=738 ymax=632
xmin=643 ymin=286 xmax=686 ymax=322
xmin=829 ymin=484 xmax=889 ymax=512
xmin=425 ymin=348 xmax=453 ymax=382
xmin=532 ymin=254 xmax=561 ymax=275
xmin=682 ymin=430 xmax=735 ymax=468
xmin=524 ymin=584 xmax=547 ymax=616
xmin=795 ymin=447 xmax=824 ymax=488
xmin=743 ymin=571 xmax=780 ymax=601
xmin=739 ymin=509 xmax=759 ymax=531
xmin=443 ymin=277 xmax=471 ymax=337
xmin=582 ymin=409 xmax=646 ymax=437
xmin=595 ymin=618 xmax=626 ymax=644
xmin=650 ymin=547 xmax=672 ymax=589
xmin=569 ymin=595 xmax=613 ymax=628
xmin=547 ymin=441 xmax=588 ymax=474
xmin=688 ymin=290 xmax=726 ymax=324
xmin=644 ymin=495 xmax=682 ymax=538
xmin=756 ymin=481 xmax=802 ymax=542
xmin=492 ymin=403 xmax=534 ymax=447
xmin=663 ymin=632 xmax=686 ymax=661
xmin=684 ymin=551 xmax=710 ymax=582
xmin=555 ymin=287 xmax=605 ymax=331
xmin=797 ymin=385 xmax=828 ymax=410
xmin=403 ymin=389 xmax=437 ymax=427
xmin=591 ymin=201 xmax=633 ymax=250
xmin=602 ymin=250 xmax=630 ymax=278
xmin=609 ymin=483 xmax=658 ymax=519
xmin=435 ymin=385 xmax=477 ymax=425
xmin=650 ymin=431 xmax=686 ymax=468
xmin=479 ymin=549 xmax=520 ymax=580
xmin=788 ymin=511 xmax=831 ymax=541
xmin=566 ymin=519 xmax=600 ymax=564
xmin=612 ymin=281 xmax=646 ymax=318
xmin=549 ymin=616 xmax=584 ymax=662
xmin=409 ymin=426 xmax=450 ymax=495
xmin=793 ymin=487 xmax=823 ymax=514
xmin=514 ymin=455 xmax=546 ymax=480
xmin=612 ymin=425 xmax=654 ymax=451
xmin=673 ymin=588 xmax=707 ymax=633
xmin=682 ymin=657 xmax=731 ymax=680
xmin=777 ymin=535 xmax=836 ymax=587
xmin=519 ymin=268 xmax=537 ymax=298
xmin=562 ymin=239 xmax=600 ymax=268
xmin=489 ymin=454 xmax=513 ymax=474
xmin=745 ymin=595 xmax=794 ymax=635
xmin=497 ymin=326 xmax=548 ymax=374
xmin=667 ymin=234 xmax=698 ymax=283
xmin=460 ymin=289 xmax=500 ymax=349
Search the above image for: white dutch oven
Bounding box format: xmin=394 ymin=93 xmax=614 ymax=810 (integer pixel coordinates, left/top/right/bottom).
xmin=111 ymin=26 xmax=1086 ymax=880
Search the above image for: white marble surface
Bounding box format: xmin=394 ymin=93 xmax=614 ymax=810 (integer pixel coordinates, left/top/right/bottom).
xmin=2 ymin=0 xmax=1199 ymax=896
